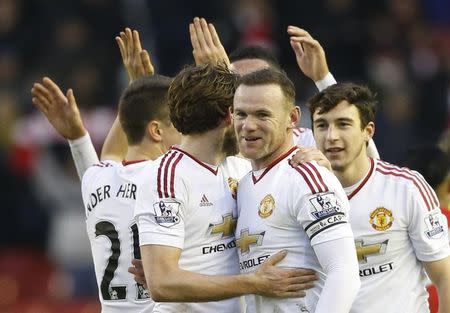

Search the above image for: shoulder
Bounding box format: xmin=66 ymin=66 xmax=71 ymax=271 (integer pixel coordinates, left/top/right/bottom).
xmin=293 ymin=128 xmax=316 ymax=147
xmin=375 ymin=159 xmax=439 ymax=210
xmin=287 ymin=160 xmax=337 ymax=195
xmin=82 ymin=161 xmax=120 ymax=186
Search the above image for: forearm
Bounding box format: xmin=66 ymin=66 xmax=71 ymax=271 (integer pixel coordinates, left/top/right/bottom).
xmin=437 ymin=279 xmax=450 ymax=313
xmin=68 ymin=133 xmax=99 ymax=179
xmin=314 ymin=238 xmax=360 ymax=313
xmin=148 ymin=268 xmax=255 ymax=302
xmin=101 ymin=116 xmax=127 ymax=161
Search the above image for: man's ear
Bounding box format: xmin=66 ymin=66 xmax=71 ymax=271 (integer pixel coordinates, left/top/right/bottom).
xmin=364 ymin=121 xmax=375 ymax=142
xmin=146 ymin=120 xmax=162 ymax=142
xmin=288 ymin=106 xmax=301 ymax=129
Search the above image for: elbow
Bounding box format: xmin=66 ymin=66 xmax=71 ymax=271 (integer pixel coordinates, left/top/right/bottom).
xmin=148 ymin=281 xmax=176 ymax=302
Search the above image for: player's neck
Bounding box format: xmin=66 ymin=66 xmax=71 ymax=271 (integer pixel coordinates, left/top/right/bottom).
xmin=179 ymin=129 xmax=226 ymax=166
xmin=334 ymin=152 xmax=371 ymax=188
xmin=125 ymin=144 xmax=165 ymax=162
xmin=252 ymin=137 xmax=294 ymax=171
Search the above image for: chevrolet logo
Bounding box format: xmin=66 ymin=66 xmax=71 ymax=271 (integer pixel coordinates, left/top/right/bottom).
xmin=209 ymin=214 xmax=237 ymax=238
xmin=355 ymin=239 xmax=389 ymax=263
xmin=236 ymin=228 xmax=265 ymax=253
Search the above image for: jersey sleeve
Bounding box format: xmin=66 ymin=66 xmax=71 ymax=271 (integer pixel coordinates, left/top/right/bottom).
xmin=133 ymin=161 xmax=187 ymax=250
xmin=407 ymin=171 xmax=450 ymax=262
xmin=291 ymin=162 xmax=354 ymax=246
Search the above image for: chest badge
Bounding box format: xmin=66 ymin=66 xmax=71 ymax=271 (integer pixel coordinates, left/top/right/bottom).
xmin=259 ymin=194 xmax=275 ymax=218
xmin=370 ymin=207 xmax=394 ymax=231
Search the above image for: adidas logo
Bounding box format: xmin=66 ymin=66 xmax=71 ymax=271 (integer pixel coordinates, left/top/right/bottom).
xmin=200 ymin=194 xmax=213 ymax=207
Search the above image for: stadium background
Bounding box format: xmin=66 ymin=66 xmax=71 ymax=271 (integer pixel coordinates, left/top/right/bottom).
xmin=0 ymin=0 xmax=449 ymax=312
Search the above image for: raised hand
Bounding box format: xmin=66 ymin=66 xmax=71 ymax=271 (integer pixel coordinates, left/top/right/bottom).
xmin=189 ymin=17 xmax=230 ymax=66
xmin=116 ymin=28 xmax=154 ymax=83
xmin=31 ymin=77 xmax=86 ymax=140
xmin=288 ymin=26 xmax=329 ymax=82
xmin=290 ymin=146 xmax=332 ymax=171
xmin=253 ymin=250 xmax=316 ymax=298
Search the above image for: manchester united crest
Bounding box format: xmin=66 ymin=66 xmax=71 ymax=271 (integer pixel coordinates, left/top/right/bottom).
xmin=370 ymin=207 xmax=394 ymax=231
xmin=258 ymin=194 xmax=275 ymax=218
xmin=227 ymin=177 xmax=238 ymax=199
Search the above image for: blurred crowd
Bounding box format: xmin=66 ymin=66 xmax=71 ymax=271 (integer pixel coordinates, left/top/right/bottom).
xmin=0 ymin=0 xmax=449 ymax=311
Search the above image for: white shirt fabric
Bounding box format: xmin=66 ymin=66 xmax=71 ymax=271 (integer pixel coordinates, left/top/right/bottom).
xmin=347 ymin=158 xmax=450 ymax=313
xmin=82 ymin=160 xmax=153 ymax=313
xmin=292 ymin=127 xmax=316 ymax=148
xmin=236 ymin=147 xmax=358 ymax=313
xmin=134 ymin=147 xmax=251 ymax=313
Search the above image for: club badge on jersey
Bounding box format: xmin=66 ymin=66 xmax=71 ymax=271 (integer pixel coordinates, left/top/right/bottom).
xmin=258 ymin=194 xmax=275 ymax=218
xmin=153 ymin=200 xmax=181 ymax=227
xmin=370 ymin=207 xmax=394 ymax=231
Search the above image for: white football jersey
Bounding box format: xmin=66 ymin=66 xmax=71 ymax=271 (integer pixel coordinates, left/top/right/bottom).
xmin=347 ymin=158 xmax=450 ymax=313
xmin=292 ymin=127 xmax=316 ymax=148
xmin=134 ymin=147 xmax=251 ymax=313
xmin=82 ymin=160 xmax=153 ymax=313
xmin=235 ymin=147 xmax=354 ymax=313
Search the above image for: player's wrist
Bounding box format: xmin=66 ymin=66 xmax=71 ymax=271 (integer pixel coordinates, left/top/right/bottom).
xmin=314 ymin=72 xmax=336 ymax=91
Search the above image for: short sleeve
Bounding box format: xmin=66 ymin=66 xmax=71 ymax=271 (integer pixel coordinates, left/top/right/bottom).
xmin=133 ymin=162 xmax=187 ymax=249
xmin=407 ymin=178 xmax=450 ymax=261
xmin=292 ymin=163 xmax=354 ymax=246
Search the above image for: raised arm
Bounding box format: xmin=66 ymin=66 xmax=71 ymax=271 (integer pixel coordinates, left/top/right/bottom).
xmin=101 ymin=28 xmax=155 ymax=161
xmin=31 ymin=77 xmax=99 ymax=179
xmin=288 ymin=26 xmax=330 ymax=84
xmin=189 ymin=17 xmax=230 ymax=66
xmin=288 ymin=25 xmax=380 ymax=158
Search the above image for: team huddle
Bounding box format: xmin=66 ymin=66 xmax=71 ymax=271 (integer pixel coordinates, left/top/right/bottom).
xmin=31 ymin=17 xmax=450 ymax=313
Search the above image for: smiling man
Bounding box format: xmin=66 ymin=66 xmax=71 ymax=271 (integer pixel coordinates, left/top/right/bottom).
xmin=309 ymin=82 xmax=450 ymax=313
xmin=233 ymin=68 xmax=360 ymax=313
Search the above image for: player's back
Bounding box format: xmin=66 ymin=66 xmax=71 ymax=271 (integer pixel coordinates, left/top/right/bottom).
xmin=82 ymin=160 xmax=153 ymax=313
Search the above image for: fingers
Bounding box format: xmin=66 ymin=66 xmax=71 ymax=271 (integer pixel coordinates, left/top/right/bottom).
xmin=189 ymin=22 xmax=200 ymax=51
xmin=263 ymin=250 xmax=287 ymax=266
xmin=287 ymin=25 xmax=311 ymax=38
xmin=193 ymin=17 xmax=208 ymax=51
xmin=290 ymin=40 xmax=304 ymax=57
xmin=290 ymin=36 xmax=320 ymax=50
xmin=208 ymin=22 xmax=222 ymax=47
xmin=140 ymin=50 xmax=154 ymax=75
xmin=31 ymin=93 xmax=50 ymax=114
xmin=125 ymin=28 xmax=133 ymax=60
xmin=66 ymin=88 xmax=78 ymax=111
xmin=132 ymin=29 xmax=142 ymax=55
xmin=131 ymin=258 xmax=144 ymax=269
xmin=200 ymin=17 xmax=214 ymax=47
xmin=115 ymin=36 xmax=126 ymax=60
xmin=42 ymin=77 xmax=66 ymax=100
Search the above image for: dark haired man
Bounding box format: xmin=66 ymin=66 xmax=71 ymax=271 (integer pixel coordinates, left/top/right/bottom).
xmin=308 ymin=83 xmax=450 ymax=313
xmin=31 ymin=28 xmax=180 ymax=313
